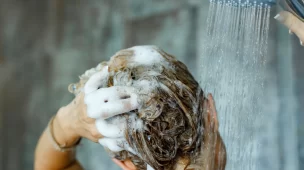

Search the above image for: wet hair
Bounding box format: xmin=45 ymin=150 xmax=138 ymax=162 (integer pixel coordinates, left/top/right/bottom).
xmin=69 ymin=46 xmax=225 ymax=170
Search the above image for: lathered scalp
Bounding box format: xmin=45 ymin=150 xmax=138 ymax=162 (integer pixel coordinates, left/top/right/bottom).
xmin=69 ymin=46 xmax=211 ymax=170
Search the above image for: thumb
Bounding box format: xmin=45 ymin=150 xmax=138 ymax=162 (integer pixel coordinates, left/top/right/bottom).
xmin=84 ymin=65 xmax=109 ymax=94
xmin=275 ymin=11 xmax=304 ymax=44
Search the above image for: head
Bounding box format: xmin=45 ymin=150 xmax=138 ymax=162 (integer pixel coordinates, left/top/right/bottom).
xmin=69 ymin=46 xmax=226 ymax=170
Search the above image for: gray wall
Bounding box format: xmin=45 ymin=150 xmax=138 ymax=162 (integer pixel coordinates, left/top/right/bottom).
xmin=0 ymin=0 xmax=303 ymax=170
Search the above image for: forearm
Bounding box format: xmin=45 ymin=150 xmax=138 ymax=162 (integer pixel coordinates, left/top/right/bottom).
xmin=34 ymin=107 xmax=82 ymax=170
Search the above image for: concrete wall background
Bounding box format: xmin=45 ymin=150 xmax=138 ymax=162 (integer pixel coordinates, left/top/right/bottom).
xmin=0 ymin=0 xmax=303 ymax=170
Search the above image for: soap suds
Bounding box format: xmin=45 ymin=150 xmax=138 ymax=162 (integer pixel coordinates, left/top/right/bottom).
xmin=84 ymin=86 xmax=139 ymax=119
xmin=147 ymin=164 xmax=154 ymax=170
xmin=98 ymin=137 xmax=135 ymax=154
xmin=129 ymin=46 xmax=165 ymax=66
xmin=84 ymin=66 xmax=109 ymax=94
xmin=95 ymin=117 xmax=126 ymax=138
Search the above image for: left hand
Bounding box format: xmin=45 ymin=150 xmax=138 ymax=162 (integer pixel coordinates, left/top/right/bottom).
xmin=275 ymin=11 xmax=304 ymax=46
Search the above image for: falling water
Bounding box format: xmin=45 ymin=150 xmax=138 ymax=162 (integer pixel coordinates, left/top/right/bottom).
xmin=199 ymin=1 xmax=271 ymax=170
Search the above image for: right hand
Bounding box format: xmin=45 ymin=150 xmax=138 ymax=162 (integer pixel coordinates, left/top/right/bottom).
xmin=56 ymin=66 xmax=139 ymax=152
xmin=275 ymin=11 xmax=304 ymax=46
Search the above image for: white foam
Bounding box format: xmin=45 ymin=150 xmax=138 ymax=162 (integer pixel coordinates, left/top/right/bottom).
xmin=147 ymin=164 xmax=154 ymax=170
xmin=98 ymin=138 xmax=135 ymax=154
xmin=84 ymin=66 xmax=109 ymax=94
xmin=128 ymin=112 xmax=144 ymax=131
xmin=95 ymin=117 xmax=126 ymax=138
xmin=80 ymin=63 xmax=106 ymax=79
xmin=129 ymin=46 xmax=165 ymax=66
xmin=85 ymin=86 xmax=139 ymax=119
xmin=135 ymin=79 xmax=153 ymax=87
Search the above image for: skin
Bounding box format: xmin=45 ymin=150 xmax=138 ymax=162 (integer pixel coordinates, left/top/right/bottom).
xmin=34 ymin=93 xmax=102 ymax=170
xmin=34 ymin=91 xmax=136 ymax=170
xmin=275 ymin=11 xmax=304 ymax=45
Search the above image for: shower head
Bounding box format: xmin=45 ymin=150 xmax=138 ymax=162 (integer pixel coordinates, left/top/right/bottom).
xmin=211 ymin=0 xmax=277 ymax=6
xmin=280 ymin=0 xmax=304 ymax=21
xmin=211 ymin=0 xmax=304 ymax=21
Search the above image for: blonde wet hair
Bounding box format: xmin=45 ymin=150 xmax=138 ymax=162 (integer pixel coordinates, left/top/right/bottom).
xmin=69 ymin=46 xmax=226 ymax=170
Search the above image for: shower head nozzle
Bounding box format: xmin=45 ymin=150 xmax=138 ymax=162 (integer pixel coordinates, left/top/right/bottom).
xmin=210 ymin=0 xmax=304 ymax=21
xmin=211 ymin=0 xmax=277 ymax=6
xmin=254 ymin=0 xmax=277 ymax=5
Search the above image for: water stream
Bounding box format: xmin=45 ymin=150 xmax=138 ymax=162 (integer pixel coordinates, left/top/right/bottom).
xmin=199 ymin=1 xmax=271 ymax=169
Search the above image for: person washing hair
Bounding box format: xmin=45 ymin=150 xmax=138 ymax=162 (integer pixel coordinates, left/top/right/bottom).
xmin=275 ymin=11 xmax=304 ymax=46
xmin=34 ymin=11 xmax=303 ymax=170
xmin=34 ymin=46 xmax=226 ymax=170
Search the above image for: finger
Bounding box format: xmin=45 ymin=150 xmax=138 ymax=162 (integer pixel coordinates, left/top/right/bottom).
xmin=95 ymin=118 xmax=126 ymax=138
xmin=203 ymin=98 xmax=210 ymax=131
xmin=95 ymin=86 xmax=137 ymax=101
xmin=207 ymin=94 xmax=219 ymax=131
xmin=101 ymin=96 xmax=138 ymax=119
xmin=89 ymin=124 xmax=104 ymax=139
xmin=84 ymin=66 xmax=109 ymax=94
xmin=275 ymin=11 xmax=304 ymax=41
xmin=98 ymin=138 xmax=135 ymax=154
xmin=85 ymin=87 xmax=139 ymax=119
xmin=88 ymin=97 xmax=138 ymax=119
xmin=84 ymin=86 xmax=137 ymax=106
xmin=80 ymin=127 xmax=104 ymax=142
xmin=112 ymin=159 xmax=136 ymax=170
xmin=207 ymin=94 xmax=217 ymax=118
xmin=112 ymin=159 xmax=129 ymax=170
xmin=82 ymin=133 xmax=100 ymax=143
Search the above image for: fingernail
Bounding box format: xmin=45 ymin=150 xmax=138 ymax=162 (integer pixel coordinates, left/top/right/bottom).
xmin=289 ymin=30 xmax=293 ymax=35
xmin=300 ymin=40 xmax=304 ymax=46
xmin=274 ymin=14 xmax=285 ymax=22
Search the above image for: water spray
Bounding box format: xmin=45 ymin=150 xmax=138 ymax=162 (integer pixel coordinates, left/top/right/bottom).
xmin=199 ymin=0 xmax=303 ymax=170
xmin=199 ymin=0 xmax=281 ymax=170
xmin=213 ymin=0 xmax=304 ymax=21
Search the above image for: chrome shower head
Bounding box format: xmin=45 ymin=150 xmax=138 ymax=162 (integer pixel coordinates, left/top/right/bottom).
xmin=211 ymin=0 xmax=277 ymax=6
xmin=211 ymin=0 xmax=304 ymax=21
xmin=279 ymin=0 xmax=304 ymax=21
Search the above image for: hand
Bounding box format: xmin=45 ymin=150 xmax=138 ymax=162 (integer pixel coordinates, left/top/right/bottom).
xmin=84 ymin=65 xmax=138 ymax=120
xmin=55 ymin=93 xmax=103 ymax=144
xmin=55 ymin=66 xmax=139 ymax=148
xmin=275 ymin=11 xmax=304 ymax=46
xmin=112 ymin=158 xmax=137 ymax=170
xmin=83 ymin=66 xmax=139 ymax=153
xmin=34 ymin=67 xmax=140 ymax=170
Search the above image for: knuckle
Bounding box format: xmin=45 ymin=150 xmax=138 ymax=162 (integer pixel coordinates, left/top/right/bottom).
xmin=91 ymin=130 xmax=101 ymax=138
xmin=84 ymin=116 xmax=93 ymax=123
xmin=88 ymin=136 xmax=99 ymax=143
xmin=100 ymin=112 xmax=109 ymax=119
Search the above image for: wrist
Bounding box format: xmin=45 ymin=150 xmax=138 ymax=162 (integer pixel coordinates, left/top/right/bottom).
xmin=54 ymin=107 xmax=81 ymax=147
